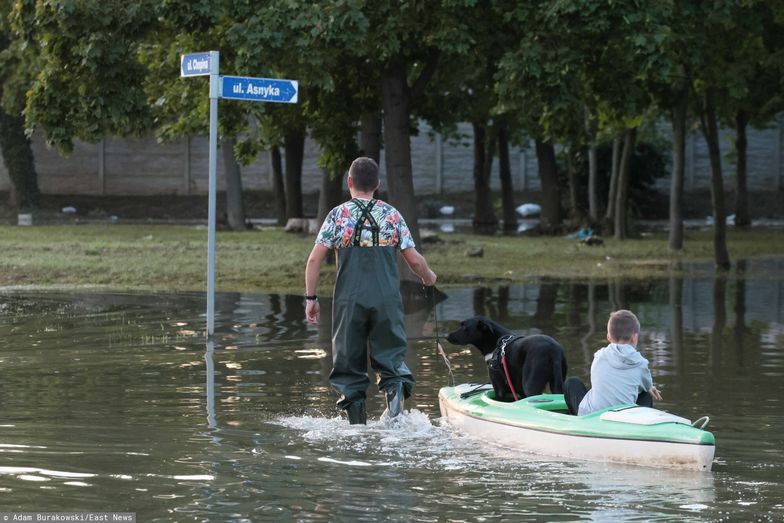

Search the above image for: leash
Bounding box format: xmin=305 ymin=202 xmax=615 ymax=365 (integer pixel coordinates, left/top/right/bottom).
xmin=430 ymin=286 xmax=454 ymax=386
xmin=498 ymin=335 xmax=520 ymax=401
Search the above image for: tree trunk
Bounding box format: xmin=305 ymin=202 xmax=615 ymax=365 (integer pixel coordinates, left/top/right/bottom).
xmin=669 ymin=98 xmax=687 ymax=250
xmin=587 ymin=144 xmax=598 ymax=223
xmin=270 ymin=146 xmax=286 ymax=226
xmin=221 ymin=138 xmax=246 ymax=230
xmin=604 ymin=136 xmax=622 ymax=234
xmin=567 ymin=147 xmax=581 ymax=222
xmin=734 ymin=109 xmax=750 ymax=227
xmin=382 ymin=57 xmax=420 ymax=245
xmin=700 ymin=88 xmax=731 ymax=271
xmin=585 ymin=109 xmax=599 ymax=223
xmin=534 ymin=139 xmax=561 ymax=232
xmin=614 ymin=128 xmax=637 ymax=240
xmin=284 ymin=127 xmax=305 ymax=219
xmin=0 ymin=108 xmax=40 ymax=210
xmin=497 ymin=119 xmax=517 ymax=232
xmin=472 ymin=122 xmax=497 ymax=234
xmin=318 ymin=168 xmax=344 ymax=224
xmin=360 ymin=113 xmax=382 ymax=164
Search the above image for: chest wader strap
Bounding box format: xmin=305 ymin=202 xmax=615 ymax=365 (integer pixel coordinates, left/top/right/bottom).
xmin=352 ymin=199 xmax=380 ymax=247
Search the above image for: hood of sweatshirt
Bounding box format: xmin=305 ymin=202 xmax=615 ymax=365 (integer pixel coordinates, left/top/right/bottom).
xmin=596 ymin=343 xmax=648 ymax=369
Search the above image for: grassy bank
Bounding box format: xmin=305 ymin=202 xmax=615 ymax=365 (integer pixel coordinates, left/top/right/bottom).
xmin=1 ymin=224 xmax=783 ymax=294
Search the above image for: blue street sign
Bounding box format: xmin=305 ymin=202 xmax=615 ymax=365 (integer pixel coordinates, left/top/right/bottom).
xmin=220 ymin=75 xmax=299 ymax=104
xmin=180 ymin=52 xmax=211 ymax=77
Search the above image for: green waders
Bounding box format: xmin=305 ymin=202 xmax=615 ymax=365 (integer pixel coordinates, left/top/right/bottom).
xmin=329 ymin=199 xmax=414 ymax=412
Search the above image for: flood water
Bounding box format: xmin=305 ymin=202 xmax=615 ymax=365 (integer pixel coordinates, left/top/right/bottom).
xmin=1 ymin=267 xmax=783 ymax=521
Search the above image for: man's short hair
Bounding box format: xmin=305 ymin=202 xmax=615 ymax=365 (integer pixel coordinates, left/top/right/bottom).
xmin=607 ymin=309 xmax=640 ymax=342
xmin=349 ymin=157 xmax=379 ymax=192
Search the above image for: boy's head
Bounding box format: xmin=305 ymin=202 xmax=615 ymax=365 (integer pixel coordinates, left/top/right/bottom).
xmin=348 ymin=157 xmax=380 ymax=193
xmin=607 ymin=309 xmax=640 ymax=346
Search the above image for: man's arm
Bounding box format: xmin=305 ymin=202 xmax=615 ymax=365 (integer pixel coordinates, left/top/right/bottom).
xmin=305 ymin=244 xmax=330 ymax=324
xmin=401 ymin=247 xmax=437 ymax=286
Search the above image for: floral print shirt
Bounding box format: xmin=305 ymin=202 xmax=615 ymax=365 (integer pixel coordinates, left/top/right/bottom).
xmin=316 ymin=198 xmax=416 ymax=250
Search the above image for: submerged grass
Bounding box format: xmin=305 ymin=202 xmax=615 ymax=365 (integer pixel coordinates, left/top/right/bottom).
xmin=0 ymin=224 xmax=783 ymax=294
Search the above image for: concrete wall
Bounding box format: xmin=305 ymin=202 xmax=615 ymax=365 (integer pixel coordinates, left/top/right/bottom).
xmin=1 ymin=118 xmax=783 ymax=196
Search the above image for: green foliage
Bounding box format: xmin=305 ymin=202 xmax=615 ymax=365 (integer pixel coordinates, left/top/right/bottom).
xmin=224 ymin=2 xmax=354 ymax=169
xmin=4 ymin=0 xmax=783 ymax=201
xmin=13 ymin=0 xmax=156 ymax=152
xmin=495 ymin=0 xmax=673 ymax=143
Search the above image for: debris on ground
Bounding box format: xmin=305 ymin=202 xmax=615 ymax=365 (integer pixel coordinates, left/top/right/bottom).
xmin=581 ymin=236 xmax=604 ymax=246
xmin=567 ymin=227 xmax=595 ymax=240
xmin=420 ymin=230 xmax=443 ymax=244
xmin=515 ymin=203 xmax=541 ymax=217
xmin=284 ymin=218 xmax=319 ymax=234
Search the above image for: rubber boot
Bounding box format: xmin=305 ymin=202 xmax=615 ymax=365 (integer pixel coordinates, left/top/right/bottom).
xmin=345 ymin=401 xmax=366 ymax=425
xmin=383 ymin=382 xmax=404 ymax=418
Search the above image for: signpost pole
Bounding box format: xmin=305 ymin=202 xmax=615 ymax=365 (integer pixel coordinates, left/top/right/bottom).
xmin=206 ymin=50 xmax=219 ymax=338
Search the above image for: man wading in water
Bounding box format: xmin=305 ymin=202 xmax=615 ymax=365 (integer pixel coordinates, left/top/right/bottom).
xmin=304 ymin=157 xmax=437 ymax=424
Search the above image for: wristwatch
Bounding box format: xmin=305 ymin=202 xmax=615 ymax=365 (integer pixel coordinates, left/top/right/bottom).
xmin=304 ymin=295 xmax=318 ymax=301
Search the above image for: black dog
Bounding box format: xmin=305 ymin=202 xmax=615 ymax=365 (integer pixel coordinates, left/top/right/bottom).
xmin=446 ymin=316 xmax=568 ymax=402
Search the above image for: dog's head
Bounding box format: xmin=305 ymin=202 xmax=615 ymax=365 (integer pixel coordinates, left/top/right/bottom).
xmin=445 ymin=315 xmax=501 ymax=356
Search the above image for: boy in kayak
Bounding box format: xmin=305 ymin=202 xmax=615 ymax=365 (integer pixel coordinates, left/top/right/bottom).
xmin=304 ymin=157 xmax=437 ymax=425
xmin=564 ymin=309 xmax=662 ymax=416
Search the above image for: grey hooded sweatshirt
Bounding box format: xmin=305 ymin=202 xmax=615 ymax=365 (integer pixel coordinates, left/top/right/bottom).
xmin=578 ymin=343 xmax=653 ymax=416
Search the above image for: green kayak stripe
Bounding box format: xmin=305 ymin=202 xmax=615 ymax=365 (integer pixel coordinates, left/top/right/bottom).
xmin=447 ymin=404 xmax=715 ymax=446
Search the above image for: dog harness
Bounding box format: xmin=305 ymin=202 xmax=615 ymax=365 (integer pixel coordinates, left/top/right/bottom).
xmin=489 ymin=334 xmax=523 ymax=401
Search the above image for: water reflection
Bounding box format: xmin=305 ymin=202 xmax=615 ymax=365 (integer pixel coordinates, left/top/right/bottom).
xmin=205 ymin=340 xmax=216 ymax=431
xmin=1 ymin=265 xmax=784 ymax=520
xmin=734 ymin=260 xmax=747 ymax=373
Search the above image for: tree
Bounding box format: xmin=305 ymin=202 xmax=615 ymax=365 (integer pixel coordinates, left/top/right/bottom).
xmin=495 ymin=0 xmax=664 ymax=234
xmin=298 ymin=2 xmax=477 ymax=244
xmin=641 ymin=0 xmax=698 ymax=251
xmin=16 ymin=2 xmax=254 ymax=229
xmin=15 ymin=1 xmax=154 ymax=152
xmin=0 ymin=0 xmax=41 ymax=209
xmin=415 ymin=6 xmax=508 ymax=235
xmin=585 ymin=108 xmax=599 ymax=224
xmin=613 ymin=127 xmax=637 ymax=240
xmin=668 ymin=93 xmax=688 ymax=250
xmin=225 ymin=2 xmax=374 ymax=223
xmin=698 ymin=87 xmax=731 ymax=270
xmin=719 ymin=1 xmax=784 ymax=228
xmin=140 ymin=6 xmax=250 ymax=230
xmin=688 ymin=1 xmax=754 ymax=271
